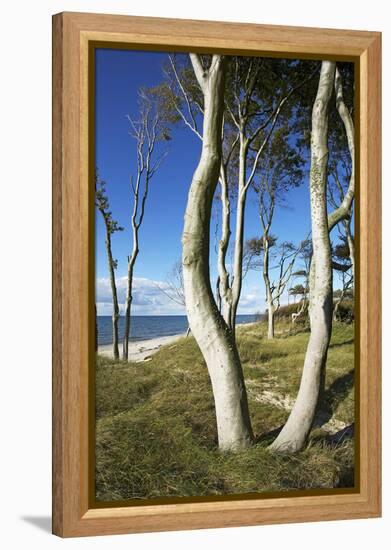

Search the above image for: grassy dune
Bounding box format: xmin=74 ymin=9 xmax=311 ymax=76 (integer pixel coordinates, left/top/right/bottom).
xmin=95 ymin=321 xmax=355 ymax=502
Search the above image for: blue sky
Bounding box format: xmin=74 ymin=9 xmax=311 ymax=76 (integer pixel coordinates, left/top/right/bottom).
xmin=95 ymin=48 xmax=346 ymax=316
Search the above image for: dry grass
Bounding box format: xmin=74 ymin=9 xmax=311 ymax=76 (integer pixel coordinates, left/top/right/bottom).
xmin=95 ymin=321 xmax=355 ymax=502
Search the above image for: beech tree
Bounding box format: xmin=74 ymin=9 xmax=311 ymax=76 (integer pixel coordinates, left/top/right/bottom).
xmin=123 ymin=91 xmax=168 ymax=360
xmin=244 ymin=236 xmax=301 ymax=338
xmin=252 ymin=127 xmax=304 ymax=338
xmin=168 ymin=55 xmax=316 ymax=335
xmin=270 ymin=63 xmax=355 ymax=453
xmin=217 ymin=60 xmax=317 ymax=334
xmin=270 ymin=61 xmax=336 ymax=453
xmin=328 ymin=160 xmax=355 ymax=297
xmin=95 ymin=171 xmax=124 ymax=359
xmin=182 ymin=54 xmax=253 ymax=451
xmin=327 ymin=64 xmax=355 ymax=295
xmin=327 ymin=66 xmax=355 ymax=233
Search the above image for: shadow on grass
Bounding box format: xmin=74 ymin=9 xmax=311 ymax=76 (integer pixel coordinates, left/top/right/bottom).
xmin=324 ymin=423 xmax=354 ymax=445
xmin=312 ymin=423 xmax=355 ymax=487
xmin=329 ymin=338 xmax=354 ymax=349
xmin=258 ymin=350 xmax=289 ymax=362
xmin=254 ymin=425 xmax=284 ymax=445
xmin=255 ymin=370 xmax=354 ymax=446
xmin=314 ymin=369 xmax=354 ymax=429
xmin=278 ymin=326 xmax=310 ymax=339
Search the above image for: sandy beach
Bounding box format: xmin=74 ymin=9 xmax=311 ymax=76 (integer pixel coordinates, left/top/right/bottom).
xmin=97 ymin=321 xmax=258 ymax=363
xmin=98 ymin=332 xmax=186 ymax=362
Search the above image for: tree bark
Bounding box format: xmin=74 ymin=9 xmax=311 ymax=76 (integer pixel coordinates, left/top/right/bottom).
xmin=270 ymin=61 xmax=335 ymax=453
xmin=267 ymin=305 xmax=275 ymax=339
xmin=183 ymin=54 xmax=253 ymax=451
xmin=229 ymin=133 xmax=249 ymax=335
xmin=104 ymin=224 xmax=121 ymax=359
xmin=123 ymin=229 xmax=138 ymax=360
xmin=96 ymin=199 xmax=121 ymax=359
xmin=122 ymin=96 xmax=162 ymax=360
xmin=263 ymin=236 xmax=275 ymax=339
xmin=217 ymin=165 xmax=233 ymax=326
xmin=328 ymin=67 xmax=355 ymax=232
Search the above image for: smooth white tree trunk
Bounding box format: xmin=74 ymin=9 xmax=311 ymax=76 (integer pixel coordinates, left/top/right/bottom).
xmin=182 ymin=55 xmax=253 ymax=451
xmin=217 ymin=166 xmax=233 ymax=326
xmin=270 ymin=61 xmax=336 ymax=453
xmin=328 ymin=67 xmax=355 ymax=232
xmin=217 ymin=136 xmax=248 ymax=336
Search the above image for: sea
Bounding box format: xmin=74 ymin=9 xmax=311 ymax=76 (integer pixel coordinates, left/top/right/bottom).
xmin=97 ymin=315 xmax=258 ymax=346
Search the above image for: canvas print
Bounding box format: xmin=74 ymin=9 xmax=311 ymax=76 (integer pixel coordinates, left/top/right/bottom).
xmin=94 ymin=49 xmax=355 ymax=503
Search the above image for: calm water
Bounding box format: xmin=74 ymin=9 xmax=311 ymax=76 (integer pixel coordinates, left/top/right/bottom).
xmin=97 ymin=315 xmax=258 ymax=346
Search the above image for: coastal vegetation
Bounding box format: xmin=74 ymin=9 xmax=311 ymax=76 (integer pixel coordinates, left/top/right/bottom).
xmin=96 ymin=319 xmax=354 ymax=501
xmin=95 ymin=51 xmax=355 ymax=498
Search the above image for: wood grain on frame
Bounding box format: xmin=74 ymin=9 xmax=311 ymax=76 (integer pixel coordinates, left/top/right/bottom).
xmin=52 ymin=12 xmax=381 ymax=537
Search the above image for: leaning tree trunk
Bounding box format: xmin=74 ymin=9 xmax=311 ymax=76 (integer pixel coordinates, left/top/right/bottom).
xmin=182 ymin=54 xmax=253 ymax=451
xmin=217 ymin=166 xmax=233 ymax=327
xmin=270 ymin=61 xmax=335 ymax=453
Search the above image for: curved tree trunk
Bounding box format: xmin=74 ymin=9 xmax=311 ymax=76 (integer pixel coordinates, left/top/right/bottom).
xmin=217 ymin=165 xmax=233 ymax=326
xmin=328 ymin=67 xmax=355 ymax=232
xmin=182 ymin=54 xmax=253 ymax=451
xmin=218 ymin=137 xmax=248 ymax=336
xmin=270 ymin=61 xmax=335 ymax=453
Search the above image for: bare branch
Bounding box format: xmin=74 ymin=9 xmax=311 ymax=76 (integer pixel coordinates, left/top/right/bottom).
xmin=168 ymin=54 xmax=202 ymax=140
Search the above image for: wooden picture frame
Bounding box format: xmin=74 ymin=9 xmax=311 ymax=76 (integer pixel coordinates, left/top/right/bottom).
xmin=52 ymin=11 xmax=381 ymax=537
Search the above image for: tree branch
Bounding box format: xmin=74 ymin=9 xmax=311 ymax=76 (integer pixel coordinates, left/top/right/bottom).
xmin=189 ymin=53 xmax=207 ymax=91
xmin=328 ymin=67 xmax=355 ymax=231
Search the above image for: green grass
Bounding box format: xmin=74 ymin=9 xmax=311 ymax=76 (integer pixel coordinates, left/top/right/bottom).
xmin=95 ymin=321 xmax=355 ymax=502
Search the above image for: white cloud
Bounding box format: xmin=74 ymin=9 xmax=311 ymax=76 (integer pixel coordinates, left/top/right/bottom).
xmin=237 ymin=288 xmax=265 ymax=314
xmin=96 ymin=277 xmax=279 ymax=317
xmin=96 ymin=276 xmax=186 ymax=316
